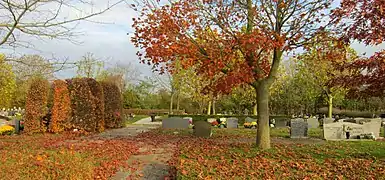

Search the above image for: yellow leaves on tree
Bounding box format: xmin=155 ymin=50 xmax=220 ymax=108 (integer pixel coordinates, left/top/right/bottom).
xmin=24 ymin=77 xmax=49 ymax=134
xmin=0 ymin=54 xmax=16 ymax=108
xmin=50 ymin=80 xmax=71 ymax=133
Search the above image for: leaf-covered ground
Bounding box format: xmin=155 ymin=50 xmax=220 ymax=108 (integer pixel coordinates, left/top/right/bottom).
xmin=1 ymin=127 xmax=385 ymax=179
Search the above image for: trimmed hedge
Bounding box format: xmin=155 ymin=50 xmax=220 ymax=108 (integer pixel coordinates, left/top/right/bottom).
xmin=24 ymin=77 xmax=50 ymax=134
xmin=68 ymin=78 xmax=97 ymax=132
xmin=168 ymin=114 xmax=290 ymax=125
xmin=50 ymin=80 xmax=71 ymax=133
xmin=123 ymin=109 xmax=185 ymax=115
xmin=101 ymin=81 xmax=123 ymax=128
xmin=87 ymin=78 xmax=105 ymax=132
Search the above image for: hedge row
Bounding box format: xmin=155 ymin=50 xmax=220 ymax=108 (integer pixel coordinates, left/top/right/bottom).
xmin=24 ymin=77 xmax=50 ymax=134
xmin=123 ymin=109 xmax=185 ymax=115
xmin=168 ymin=114 xmax=290 ymax=125
xmin=102 ymin=81 xmax=123 ymax=129
xmin=24 ymin=77 xmax=122 ymax=133
xmin=50 ymin=80 xmax=71 ymax=133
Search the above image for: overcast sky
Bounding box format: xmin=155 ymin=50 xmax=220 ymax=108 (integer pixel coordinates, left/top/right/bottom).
xmin=1 ymin=0 xmax=384 ymax=80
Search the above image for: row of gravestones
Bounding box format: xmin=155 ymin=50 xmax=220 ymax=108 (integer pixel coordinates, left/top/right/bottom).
xmin=162 ymin=117 xmax=240 ymax=129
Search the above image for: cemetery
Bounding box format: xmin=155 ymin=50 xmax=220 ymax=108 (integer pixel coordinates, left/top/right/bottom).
xmin=2 ymin=0 xmax=385 ymax=179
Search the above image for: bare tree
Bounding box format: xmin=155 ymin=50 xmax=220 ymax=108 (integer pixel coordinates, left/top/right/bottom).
xmin=0 ymin=0 xmax=126 ymax=48
xmin=10 ymin=54 xmax=55 ymax=80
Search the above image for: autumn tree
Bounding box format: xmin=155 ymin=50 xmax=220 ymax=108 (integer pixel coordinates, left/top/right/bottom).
xmin=331 ymin=0 xmax=385 ymax=100
xmin=132 ymin=0 xmax=331 ymax=149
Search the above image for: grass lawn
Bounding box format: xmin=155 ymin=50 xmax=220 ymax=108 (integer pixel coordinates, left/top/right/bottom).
xmin=123 ymin=115 xmax=149 ymax=125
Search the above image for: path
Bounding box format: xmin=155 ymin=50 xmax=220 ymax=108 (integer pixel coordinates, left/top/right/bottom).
xmin=133 ymin=116 xmax=162 ymax=125
xmin=90 ymin=122 xmax=176 ymax=180
xmin=97 ymin=124 xmax=160 ymax=139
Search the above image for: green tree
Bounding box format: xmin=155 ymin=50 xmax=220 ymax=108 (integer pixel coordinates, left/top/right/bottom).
xmin=294 ymin=34 xmax=357 ymax=118
xmin=0 ymin=54 xmax=16 ymax=108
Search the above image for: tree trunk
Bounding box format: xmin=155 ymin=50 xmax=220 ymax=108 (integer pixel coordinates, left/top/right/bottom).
xmin=212 ymin=99 xmax=216 ymax=115
xmin=169 ymin=92 xmax=174 ymax=115
xmin=207 ymin=101 xmax=212 ymax=115
xmin=328 ymin=95 xmax=333 ymax=118
xmin=253 ymin=104 xmax=257 ymax=115
xmin=256 ymin=82 xmax=271 ymax=149
xmin=176 ymin=91 xmax=180 ymax=111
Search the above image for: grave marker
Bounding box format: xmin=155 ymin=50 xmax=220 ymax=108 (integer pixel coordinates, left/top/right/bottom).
xmin=193 ymin=121 xmax=212 ymax=137
xmin=324 ymin=122 xmax=365 ymax=140
xmin=162 ymin=117 xmax=189 ymax=129
xmin=226 ymin=117 xmax=238 ymax=128
xmin=275 ymin=119 xmax=287 ymax=128
xmin=307 ymin=118 xmax=319 ymax=128
xmin=290 ymin=119 xmax=308 ymax=138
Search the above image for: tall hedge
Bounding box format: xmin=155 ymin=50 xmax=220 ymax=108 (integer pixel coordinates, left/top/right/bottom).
xmin=50 ymin=80 xmax=71 ymax=133
xmin=86 ymin=78 xmax=105 ymax=132
xmin=67 ymin=78 xmax=97 ymax=132
xmin=101 ymin=81 xmax=123 ymax=128
xmin=24 ymin=77 xmax=49 ymax=134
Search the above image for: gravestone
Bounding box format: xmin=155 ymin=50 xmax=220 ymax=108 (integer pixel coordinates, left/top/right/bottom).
xmin=162 ymin=117 xmax=189 ymax=129
xmin=323 ymin=122 xmax=365 ymax=140
xmin=245 ymin=117 xmax=256 ymax=123
xmin=193 ymin=121 xmax=212 ymax=137
xmin=275 ymin=119 xmax=287 ymax=128
xmin=226 ymin=117 xmax=238 ymax=128
xmin=307 ymin=118 xmax=319 ymax=128
xmin=362 ymin=119 xmax=382 ymax=138
xmin=290 ymin=119 xmax=308 ymax=138
xmin=323 ymin=118 xmax=335 ymax=124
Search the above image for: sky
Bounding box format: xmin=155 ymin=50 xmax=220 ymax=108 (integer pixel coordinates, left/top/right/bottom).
xmin=1 ymin=0 xmax=384 ymax=80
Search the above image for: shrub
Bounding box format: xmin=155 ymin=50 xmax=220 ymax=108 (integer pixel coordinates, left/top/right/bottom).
xmin=86 ymin=78 xmax=105 ymax=132
xmin=24 ymin=77 xmax=49 ymax=134
xmin=68 ymin=78 xmax=97 ymax=132
xmin=101 ymin=81 xmax=122 ymax=128
xmin=0 ymin=125 xmax=15 ymax=135
xmin=50 ymin=80 xmax=71 ymax=133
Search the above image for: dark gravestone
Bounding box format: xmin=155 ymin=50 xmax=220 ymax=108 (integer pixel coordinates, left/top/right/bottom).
xmin=193 ymin=121 xmax=212 ymax=137
xmin=14 ymin=120 xmax=20 ymax=134
xmin=290 ymin=119 xmax=308 ymax=138
xmin=162 ymin=117 xmax=189 ymax=129
xmin=226 ymin=117 xmax=238 ymax=128
xmin=275 ymin=119 xmax=287 ymax=128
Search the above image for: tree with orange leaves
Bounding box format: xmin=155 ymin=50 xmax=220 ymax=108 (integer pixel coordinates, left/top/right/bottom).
xmin=132 ymin=0 xmax=332 ymax=149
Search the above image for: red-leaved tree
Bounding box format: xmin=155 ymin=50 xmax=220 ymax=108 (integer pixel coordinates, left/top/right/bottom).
xmin=331 ymin=0 xmax=385 ymax=98
xmin=132 ymin=0 xmax=331 ymax=149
